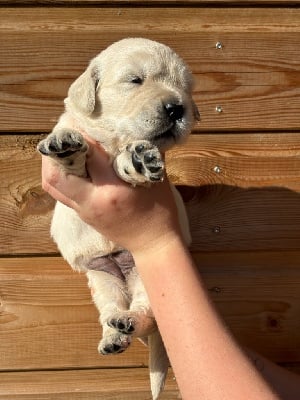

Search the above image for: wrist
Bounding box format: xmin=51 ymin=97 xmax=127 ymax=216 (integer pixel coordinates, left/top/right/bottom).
xmin=131 ymin=230 xmax=189 ymax=267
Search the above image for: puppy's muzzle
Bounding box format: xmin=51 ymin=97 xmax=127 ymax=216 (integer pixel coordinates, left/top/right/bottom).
xmin=164 ymin=103 xmax=184 ymax=122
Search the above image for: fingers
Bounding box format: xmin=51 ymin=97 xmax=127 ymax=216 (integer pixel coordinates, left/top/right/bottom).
xmin=83 ymin=136 xmax=113 ymax=181
xmin=85 ymin=145 xmax=114 ymax=182
xmin=41 ymin=156 xmax=90 ymax=209
xmin=86 ymin=144 xmax=129 ymax=189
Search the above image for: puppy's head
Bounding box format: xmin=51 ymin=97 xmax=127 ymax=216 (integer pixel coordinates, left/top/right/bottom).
xmin=66 ymin=38 xmax=199 ymax=152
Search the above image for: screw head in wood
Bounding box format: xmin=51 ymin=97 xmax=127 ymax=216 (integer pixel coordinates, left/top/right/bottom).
xmin=216 ymin=105 xmax=223 ymax=113
xmin=213 ymin=165 xmax=222 ymax=174
xmin=215 ymin=41 xmax=223 ymax=49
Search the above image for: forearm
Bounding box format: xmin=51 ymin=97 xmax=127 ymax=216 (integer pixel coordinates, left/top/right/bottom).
xmin=133 ymin=236 xmax=279 ymax=400
xmin=245 ymin=349 xmax=300 ymax=400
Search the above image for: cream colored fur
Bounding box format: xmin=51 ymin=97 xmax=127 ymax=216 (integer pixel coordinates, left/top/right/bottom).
xmin=38 ymin=38 xmax=199 ymax=399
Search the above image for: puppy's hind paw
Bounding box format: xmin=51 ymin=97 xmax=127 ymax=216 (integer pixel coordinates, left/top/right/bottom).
xmin=98 ymin=333 xmax=131 ymax=355
xmin=108 ymin=315 xmax=135 ymax=334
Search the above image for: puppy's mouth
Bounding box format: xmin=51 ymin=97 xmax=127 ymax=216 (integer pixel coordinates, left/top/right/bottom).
xmin=153 ymin=128 xmax=175 ymax=144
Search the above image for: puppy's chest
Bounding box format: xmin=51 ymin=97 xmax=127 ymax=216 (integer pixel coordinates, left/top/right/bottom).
xmin=86 ymin=249 xmax=135 ymax=280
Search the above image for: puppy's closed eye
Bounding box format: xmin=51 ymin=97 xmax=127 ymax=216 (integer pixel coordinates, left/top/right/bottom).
xmin=130 ymin=76 xmax=143 ymax=85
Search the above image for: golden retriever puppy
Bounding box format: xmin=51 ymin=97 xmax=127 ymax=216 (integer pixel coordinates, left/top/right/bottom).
xmin=38 ymin=38 xmax=199 ymax=399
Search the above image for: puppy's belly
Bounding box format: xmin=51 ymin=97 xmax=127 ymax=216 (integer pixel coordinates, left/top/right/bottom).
xmin=51 ymin=201 xmax=119 ymax=272
xmin=86 ymin=250 xmax=135 ymax=281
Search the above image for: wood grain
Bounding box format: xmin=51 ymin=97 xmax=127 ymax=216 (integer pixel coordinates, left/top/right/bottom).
xmin=0 ymin=1 xmax=299 ymax=8
xmin=1 ymin=253 xmax=300 ymax=372
xmin=1 ymin=0 xmax=299 ymax=4
xmin=169 ymin=135 xmax=300 ymax=251
xmin=167 ymin=134 xmax=300 ymax=188
xmin=0 ymin=257 xmax=149 ymax=371
xmin=194 ymin=251 xmax=300 ymax=362
xmin=0 ymin=368 xmax=179 ymax=400
xmin=2 ymin=8 xmax=300 ymax=33
xmin=179 ymin=184 xmax=300 ymax=252
xmin=2 ymin=134 xmax=300 ymax=254
xmin=1 ymin=8 xmax=300 ymax=131
xmin=0 ymin=134 xmax=55 ymax=255
xmin=1 ymin=1 xmax=300 ymax=395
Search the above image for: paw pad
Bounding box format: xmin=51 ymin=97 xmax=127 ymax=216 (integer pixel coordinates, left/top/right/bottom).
xmin=126 ymin=141 xmax=164 ymax=182
xmin=108 ymin=317 xmax=135 ymax=334
xmin=98 ymin=333 xmax=131 ymax=355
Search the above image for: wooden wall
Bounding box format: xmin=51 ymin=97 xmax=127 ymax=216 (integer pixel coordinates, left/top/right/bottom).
xmin=1 ymin=1 xmax=300 ymax=398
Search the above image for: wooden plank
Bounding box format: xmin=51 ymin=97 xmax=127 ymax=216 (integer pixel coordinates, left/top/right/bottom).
xmin=169 ymin=133 xmax=300 ymax=250
xmin=196 ymin=70 xmax=300 ymax=130
xmin=195 ymin=250 xmax=300 ymax=363
xmin=0 ymin=368 xmax=179 ymax=399
xmin=168 ymin=134 xmax=300 ymax=252
xmin=0 ymin=257 xmax=149 ymax=371
xmin=179 ymin=184 xmax=300 ymax=252
xmin=0 ymin=0 xmax=299 ymax=4
xmin=2 ymin=7 xmax=300 ymax=32
xmin=1 ymin=253 xmax=300 ymax=371
xmin=0 ymin=134 xmax=56 ymax=255
xmin=2 ymin=133 xmax=300 ymax=254
xmin=167 ymin=134 xmax=300 ymax=189
xmin=1 ymin=8 xmax=300 ymax=131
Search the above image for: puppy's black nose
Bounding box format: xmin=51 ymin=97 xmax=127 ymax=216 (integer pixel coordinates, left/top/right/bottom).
xmin=164 ymin=103 xmax=184 ymax=122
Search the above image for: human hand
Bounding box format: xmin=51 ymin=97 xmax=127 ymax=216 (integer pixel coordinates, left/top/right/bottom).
xmin=41 ymin=140 xmax=182 ymax=255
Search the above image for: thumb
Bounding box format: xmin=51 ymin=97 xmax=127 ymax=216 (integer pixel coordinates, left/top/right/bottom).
xmin=85 ymin=143 xmax=125 ymax=187
xmin=41 ymin=156 xmax=92 ymax=209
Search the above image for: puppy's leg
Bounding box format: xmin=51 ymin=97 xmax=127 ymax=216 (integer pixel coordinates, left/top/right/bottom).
xmin=87 ymin=270 xmax=133 ymax=355
xmin=37 ymin=128 xmax=88 ymax=176
xmin=108 ymin=268 xmax=157 ymax=337
xmin=114 ymin=140 xmax=164 ymax=185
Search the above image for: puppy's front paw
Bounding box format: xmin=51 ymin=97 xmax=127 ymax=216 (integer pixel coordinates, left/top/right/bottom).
xmin=114 ymin=140 xmax=164 ymax=185
xmin=37 ymin=129 xmax=88 ymax=159
xmin=128 ymin=141 xmax=164 ymax=182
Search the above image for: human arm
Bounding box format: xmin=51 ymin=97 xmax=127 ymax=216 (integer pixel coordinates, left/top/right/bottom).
xmin=133 ymin=237 xmax=280 ymax=400
xmin=245 ymin=349 xmax=300 ymax=400
xmin=41 ymin=142 xmax=298 ymax=400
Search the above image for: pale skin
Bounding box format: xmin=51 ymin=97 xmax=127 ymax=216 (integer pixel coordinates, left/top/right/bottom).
xmin=41 ymin=141 xmax=300 ymax=400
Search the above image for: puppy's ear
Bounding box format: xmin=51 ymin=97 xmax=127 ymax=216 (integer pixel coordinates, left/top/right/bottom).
xmin=192 ymin=100 xmax=200 ymax=121
xmin=67 ymin=61 xmax=100 ymax=115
